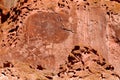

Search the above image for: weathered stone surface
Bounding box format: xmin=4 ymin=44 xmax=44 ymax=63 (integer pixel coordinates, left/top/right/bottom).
xmin=0 ymin=0 xmax=120 ymax=80
xmin=57 ymin=46 xmax=119 ymax=80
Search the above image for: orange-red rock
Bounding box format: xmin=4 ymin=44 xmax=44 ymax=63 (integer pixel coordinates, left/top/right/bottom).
xmin=0 ymin=0 xmax=120 ymax=80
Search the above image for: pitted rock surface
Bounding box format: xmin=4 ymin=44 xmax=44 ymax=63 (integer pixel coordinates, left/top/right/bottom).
xmin=57 ymin=46 xmax=120 ymax=80
xmin=0 ymin=46 xmax=119 ymax=80
xmin=0 ymin=0 xmax=120 ymax=80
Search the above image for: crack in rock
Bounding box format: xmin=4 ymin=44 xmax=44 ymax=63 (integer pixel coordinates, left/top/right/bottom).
xmin=61 ymin=27 xmax=74 ymax=33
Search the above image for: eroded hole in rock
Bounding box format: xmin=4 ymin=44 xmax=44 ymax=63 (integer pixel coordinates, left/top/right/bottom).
xmin=8 ymin=26 xmax=19 ymax=33
xmin=105 ymin=65 xmax=114 ymax=71
xmin=68 ymin=55 xmax=76 ymax=64
xmin=0 ymin=9 xmax=10 ymax=23
xmin=45 ymin=76 xmax=53 ymax=80
xmin=74 ymin=46 xmax=80 ymax=50
xmin=3 ymin=61 xmax=14 ymax=68
xmin=71 ymin=45 xmax=80 ymax=53
xmin=37 ymin=65 xmax=45 ymax=70
xmin=25 ymin=12 xmax=69 ymax=43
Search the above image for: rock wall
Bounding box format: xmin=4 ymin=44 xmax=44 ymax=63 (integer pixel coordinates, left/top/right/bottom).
xmin=0 ymin=0 xmax=120 ymax=80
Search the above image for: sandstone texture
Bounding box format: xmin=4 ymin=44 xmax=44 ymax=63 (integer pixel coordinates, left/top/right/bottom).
xmin=0 ymin=0 xmax=120 ymax=80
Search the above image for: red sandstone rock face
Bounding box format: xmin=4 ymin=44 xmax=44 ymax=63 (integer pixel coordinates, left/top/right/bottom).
xmin=0 ymin=0 xmax=120 ymax=80
xmin=26 ymin=12 xmax=69 ymax=43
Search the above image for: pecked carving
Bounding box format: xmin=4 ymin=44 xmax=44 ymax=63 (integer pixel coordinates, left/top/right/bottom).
xmin=25 ymin=12 xmax=69 ymax=43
